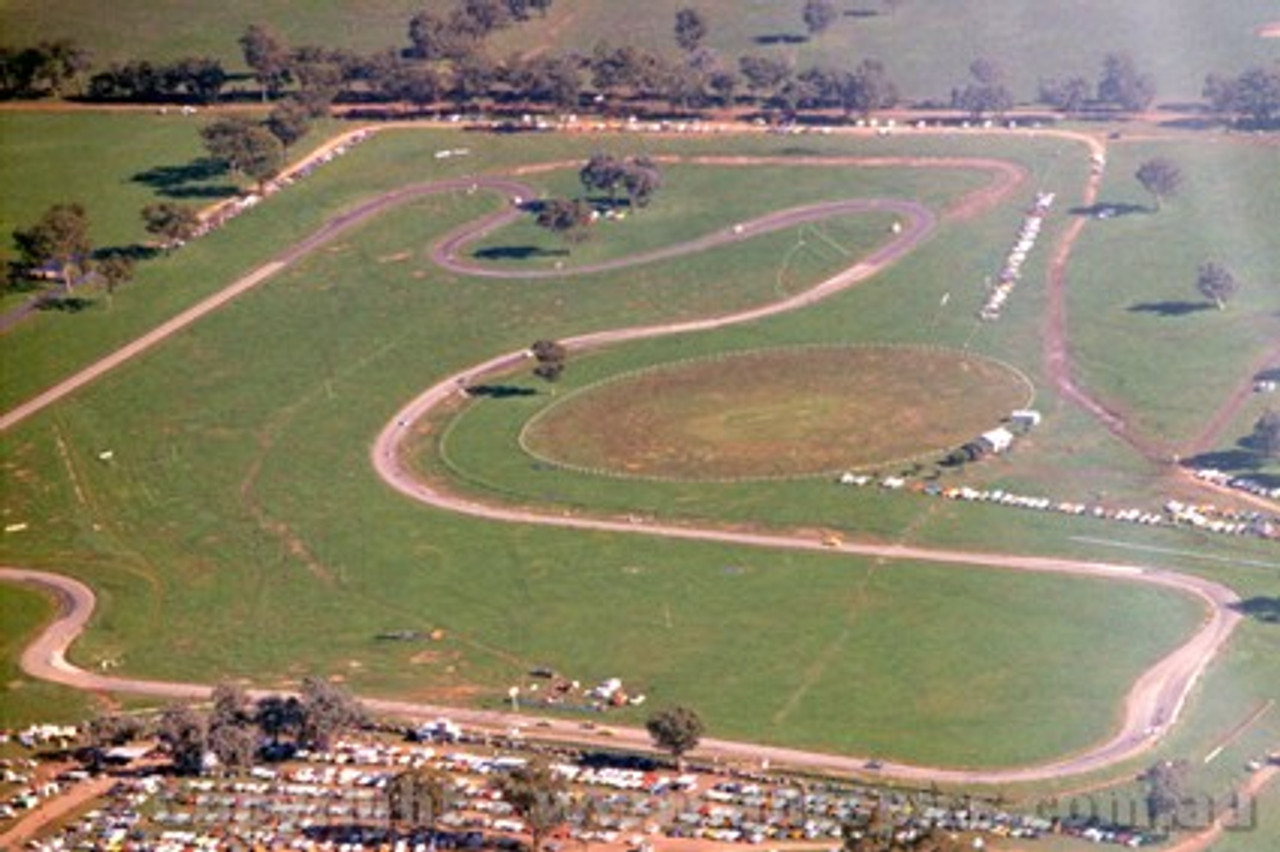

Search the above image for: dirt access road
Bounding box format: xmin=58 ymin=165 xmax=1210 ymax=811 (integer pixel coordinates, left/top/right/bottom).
xmin=0 ymin=139 xmax=1248 ymax=785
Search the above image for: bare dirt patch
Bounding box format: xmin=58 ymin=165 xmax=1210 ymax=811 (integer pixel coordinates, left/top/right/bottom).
xmin=1257 ymin=22 xmax=1280 ymax=37
xmin=522 ymin=345 xmax=1032 ymax=479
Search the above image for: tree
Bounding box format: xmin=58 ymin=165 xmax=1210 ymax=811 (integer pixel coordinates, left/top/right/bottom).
xmin=622 ymin=156 xmax=663 ymax=208
xmin=266 ymin=99 xmax=312 ymax=148
xmin=94 ymin=253 xmax=135 ymax=297
xmin=1134 ymin=157 xmax=1182 ymax=211
xmin=1196 ymin=261 xmax=1239 ymax=310
xmin=298 ymin=676 xmax=365 ymax=750
xmin=531 ymin=338 xmax=568 ymax=382
xmin=200 ymin=118 xmax=285 ymax=192
xmin=802 ymin=0 xmax=838 ymax=37
xmin=1038 ymin=75 xmax=1091 ymax=116
xmin=1251 ymin=410 xmax=1280 ymax=458
xmin=952 ymin=58 xmax=1013 ymax=120
xmin=1097 ymin=52 xmax=1155 ymax=113
xmin=738 ymin=54 xmax=792 ymax=96
xmin=158 ymin=703 xmax=208 ymax=776
xmin=1144 ymin=759 xmax=1188 ymax=826
xmin=841 ymin=59 xmax=899 ymax=118
xmin=1204 ymin=66 xmax=1280 ymax=128
xmin=385 ymin=63 xmax=443 ymax=115
xmin=674 ymin=8 xmax=709 ymax=53
xmin=171 ymin=56 xmax=227 ymax=104
xmin=141 ymin=202 xmax=202 ymax=251
xmin=535 ymin=198 xmax=593 ymax=246
xmin=579 ymin=153 xmax=626 ymax=202
xmin=645 ymin=705 xmax=704 ymax=770
xmin=240 ymin=24 xmax=293 ymax=101
xmin=498 ymin=757 xmax=570 ymax=852
xmin=13 ymin=203 xmax=91 ymax=292
xmin=408 ymin=11 xmax=477 ymax=61
xmin=387 ymin=765 xmax=453 ymax=836
xmin=256 ymin=693 xmax=303 ymax=746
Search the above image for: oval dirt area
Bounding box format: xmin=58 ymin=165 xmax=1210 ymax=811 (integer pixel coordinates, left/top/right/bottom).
xmin=521 ymin=346 xmax=1033 ymax=479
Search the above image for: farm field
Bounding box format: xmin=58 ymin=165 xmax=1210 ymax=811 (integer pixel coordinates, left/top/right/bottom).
xmin=1 ymin=0 xmax=1276 ymax=103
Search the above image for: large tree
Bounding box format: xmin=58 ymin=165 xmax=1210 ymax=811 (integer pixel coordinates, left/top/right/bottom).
xmin=645 ymin=705 xmax=704 ymax=770
xmin=200 ymin=117 xmax=285 ymax=192
xmin=94 ymin=253 xmax=135 ymax=298
xmin=298 ymin=676 xmax=365 ymax=750
xmin=1144 ymin=759 xmax=1188 ymax=826
xmin=387 ymin=766 xmax=454 ymax=836
xmin=1251 ymin=410 xmax=1280 ymax=458
xmin=158 ymin=703 xmax=208 ymax=776
xmin=841 ymin=59 xmax=899 ymax=118
xmin=266 ymin=99 xmax=312 ymax=148
xmin=498 ymin=757 xmax=570 ymax=852
xmin=952 ymin=58 xmax=1013 ymax=120
xmin=240 ymin=24 xmax=293 ymax=101
xmin=531 ymin=338 xmax=568 ymax=382
xmin=142 ymin=202 xmax=202 ymax=251
xmin=1204 ymin=66 xmax=1280 ymax=128
xmin=1038 ymin=75 xmax=1091 ymax=116
xmin=1097 ymin=52 xmax=1156 ymax=112
xmin=535 ymin=198 xmax=593 ymax=245
xmin=674 ymin=8 xmax=709 ymax=53
xmin=13 ymin=202 xmax=91 ymax=292
xmin=802 ymin=0 xmax=838 ymax=37
xmin=1196 ymin=261 xmax=1239 ymax=310
xmin=1134 ymin=157 xmax=1182 ymax=211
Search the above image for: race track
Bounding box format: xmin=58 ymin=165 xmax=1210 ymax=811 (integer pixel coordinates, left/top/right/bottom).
xmin=0 ymin=145 xmax=1247 ymax=785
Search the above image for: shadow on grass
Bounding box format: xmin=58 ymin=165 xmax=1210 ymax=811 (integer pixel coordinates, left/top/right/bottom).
xmin=36 ymin=294 xmax=96 ymax=313
xmin=1230 ymin=597 xmax=1280 ymax=624
xmin=95 ymin=244 xmax=160 ymax=262
xmin=1255 ymin=367 xmax=1280 ymax=383
xmin=1068 ymin=202 xmax=1149 ymax=218
xmin=1128 ymin=300 xmax=1213 ymax=317
xmin=754 ymin=33 xmax=808 ymax=45
xmin=467 ymin=384 xmax=539 ymax=398
xmin=472 ymin=246 xmax=569 ymax=261
xmin=132 ymin=157 xmax=239 ymax=200
xmin=1183 ymin=449 xmax=1261 ymax=472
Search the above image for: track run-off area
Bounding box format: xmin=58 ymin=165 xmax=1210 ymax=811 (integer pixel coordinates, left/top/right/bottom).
xmin=0 ymin=132 xmax=1252 ymax=785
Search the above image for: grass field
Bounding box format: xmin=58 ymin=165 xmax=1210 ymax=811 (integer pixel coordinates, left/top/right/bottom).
xmin=520 ymin=345 xmax=1031 ymax=478
xmin=2 ymin=1 xmax=1276 ymax=104
xmin=0 ymin=117 xmax=1247 ymax=771
xmin=0 ymin=107 xmax=1274 ymax=823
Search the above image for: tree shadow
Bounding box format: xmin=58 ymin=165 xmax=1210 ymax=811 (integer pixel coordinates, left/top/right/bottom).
xmin=1230 ymin=597 xmax=1280 ymax=624
xmin=754 ymin=33 xmax=808 ymax=45
xmin=95 ymin=244 xmax=160 ymax=262
xmin=1182 ymin=449 xmax=1261 ymax=472
xmin=1068 ymin=202 xmax=1149 ymax=218
xmin=467 ymin=384 xmax=538 ymax=398
xmin=1128 ymin=301 xmax=1213 ymax=317
xmin=845 ymin=9 xmax=881 ymax=18
xmin=1254 ymin=367 xmax=1280 ymax=383
xmin=132 ymin=157 xmax=238 ymax=199
xmin=472 ymin=246 xmax=569 ymax=261
xmin=36 ymin=294 xmax=96 ymax=313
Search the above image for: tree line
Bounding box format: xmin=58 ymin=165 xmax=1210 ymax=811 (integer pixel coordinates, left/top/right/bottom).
xmin=6 ymin=3 xmax=1273 ymax=126
xmin=86 ymin=678 xmax=365 ymax=775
